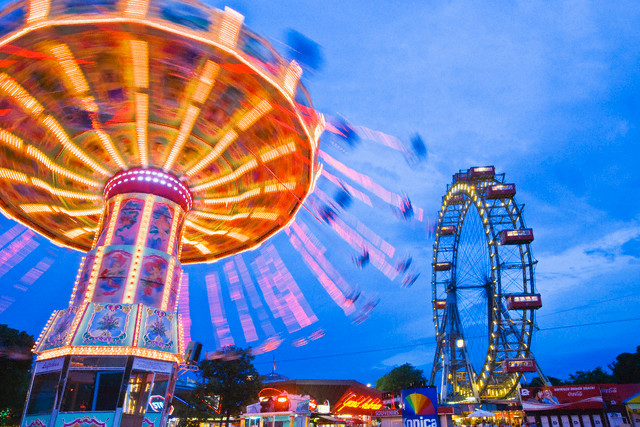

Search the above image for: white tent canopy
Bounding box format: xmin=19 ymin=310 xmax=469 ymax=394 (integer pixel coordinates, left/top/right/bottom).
xmin=468 ymin=410 xmax=496 ymax=418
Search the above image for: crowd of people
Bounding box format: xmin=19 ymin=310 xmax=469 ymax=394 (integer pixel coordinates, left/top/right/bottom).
xmin=459 ymin=421 xmax=536 ymax=427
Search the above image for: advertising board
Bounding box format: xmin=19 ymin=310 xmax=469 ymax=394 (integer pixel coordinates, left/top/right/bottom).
xmin=401 ymin=387 xmax=439 ymax=427
xmin=519 ymin=385 xmax=604 ymax=411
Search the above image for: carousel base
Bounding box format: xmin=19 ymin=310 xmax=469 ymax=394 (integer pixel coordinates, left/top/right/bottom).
xmin=22 ymin=354 xmax=177 ymax=427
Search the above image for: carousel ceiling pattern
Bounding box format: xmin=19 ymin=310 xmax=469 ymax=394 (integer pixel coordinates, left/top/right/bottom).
xmin=0 ymin=0 xmax=323 ymax=263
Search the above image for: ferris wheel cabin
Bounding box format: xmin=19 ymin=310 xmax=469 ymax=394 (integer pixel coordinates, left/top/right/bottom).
xmin=438 ymin=226 xmax=456 ymax=235
xmin=505 ymin=293 xmax=542 ymax=310
xmin=499 ymin=229 xmax=534 ymax=245
xmin=502 ymin=358 xmax=537 ymax=373
xmin=433 ymin=262 xmax=452 ymax=271
xmin=486 ymin=183 xmax=516 ymax=199
xmin=468 ymin=166 xmax=495 ymax=179
xmin=434 ymin=300 xmax=447 ymax=310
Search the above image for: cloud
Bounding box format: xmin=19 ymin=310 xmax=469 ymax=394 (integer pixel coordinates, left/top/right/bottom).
xmin=537 ymin=221 xmax=640 ymax=288
xmin=379 ymin=346 xmax=434 ymax=371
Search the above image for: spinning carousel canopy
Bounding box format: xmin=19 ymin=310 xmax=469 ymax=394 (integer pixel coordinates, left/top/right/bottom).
xmin=0 ymin=0 xmax=323 ymax=263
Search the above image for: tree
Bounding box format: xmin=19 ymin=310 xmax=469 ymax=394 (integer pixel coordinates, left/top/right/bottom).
xmin=186 ymin=347 xmax=262 ymax=427
xmin=610 ymin=346 xmax=640 ymax=383
xmin=566 ymin=367 xmax=614 ymax=384
xmin=375 ymin=363 xmax=426 ymax=392
xmin=526 ymin=376 xmax=566 ymax=387
xmin=0 ymin=324 xmax=34 ymax=426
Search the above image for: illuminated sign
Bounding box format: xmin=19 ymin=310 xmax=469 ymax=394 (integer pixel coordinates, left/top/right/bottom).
xmin=335 ymin=392 xmax=383 ymax=413
xmin=309 ymin=398 xmax=317 ymax=412
xmin=148 ymin=395 xmax=174 ymax=415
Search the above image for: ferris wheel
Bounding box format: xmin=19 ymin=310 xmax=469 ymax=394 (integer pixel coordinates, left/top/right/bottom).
xmin=429 ymin=166 xmax=548 ymax=403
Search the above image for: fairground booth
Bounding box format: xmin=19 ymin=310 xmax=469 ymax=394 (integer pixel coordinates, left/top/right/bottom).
xmin=518 ymin=384 xmax=640 ymax=427
xmin=242 ymin=380 xmax=383 ymax=427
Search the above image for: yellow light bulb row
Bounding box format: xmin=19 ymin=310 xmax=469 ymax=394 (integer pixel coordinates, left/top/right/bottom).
xmin=199 ymin=187 xmax=260 ymax=205
xmin=130 ymin=40 xmax=149 ymax=89
xmin=26 ymin=145 xmax=101 ymax=187
xmin=27 ymin=0 xmax=50 ymax=22
xmin=190 ymin=210 xmax=250 ymax=221
xmin=31 ymin=177 xmax=101 ymax=201
xmin=48 ymin=43 xmax=125 ymax=169
xmin=135 ymin=92 xmax=149 ymax=167
xmin=236 ymin=99 xmax=272 ymax=131
xmin=313 ymin=115 xmax=326 ymax=150
xmin=123 ymin=0 xmax=148 ymax=17
xmin=185 ymin=98 xmax=274 ymax=178
xmin=19 ymin=204 xmax=102 ymax=216
xmin=42 ymin=115 xmax=111 ymax=176
xmin=0 ymin=73 xmax=44 ymax=115
xmin=164 ymin=60 xmax=222 ymax=171
xmin=0 ymin=128 xmax=102 ymax=188
xmin=84 ymin=247 xmax=106 ymax=303
xmin=64 ymin=227 xmax=97 ymax=239
xmin=36 ymin=345 xmax=180 ymax=363
xmin=177 ymin=313 xmax=185 ymax=356
xmin=123 ymin=195 xmax=154 ymax=304
xmin=191 ymin=140 xmax=296 ymax=193
xmin=0 ymin=167 xmax=28 ymax=184
xmin=166 ymin=205 xmax=182 ymax=257
xmin=283 ymin=61 xmax=302 ymax=97
xmin=218 ymin=7 xmax=244 ymax=48
xmin=91 ymin=206 xmax=107 ymax=249
xmin=161 ymin=258 xmax=176 ymax=311
xmin=184 ymin=220 xmax=248 ymax=242
xmin=34 ymin=311 xmax=57 ymax=351
xmin=264 ymin=181 xmax=296 ymax=193
xmin=260 ymin=140 xmax=296 ymax=162
xmin=163 ymin=104 xmax=201 ymax=170
xmin=0 ymin=129 xmax=23 ymax=149
xmin=103 ymin=197 xmax=122 ymax=246
xmin=50 ymin=45 xmax=90 ymax=94
xmin=68 ymin=256 xmax=86 ymax=306
xmin=191 ymin=159 xmax=258 ymax=192
xmin=194 ymin=180 xmax=296 ymax=217
xmin=131 ymin=304 xmax=144 ymax=345
xmin=185 ymin=129 xmax=238 ymax=177
xmin=65 ymin=303 xmax=88 ymax=346
xmin=192 ymin=61 xmax=220 ymax=104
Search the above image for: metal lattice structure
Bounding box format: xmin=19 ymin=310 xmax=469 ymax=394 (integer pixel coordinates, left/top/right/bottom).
xmin=429 ymin=166 xmax=548 ymax=404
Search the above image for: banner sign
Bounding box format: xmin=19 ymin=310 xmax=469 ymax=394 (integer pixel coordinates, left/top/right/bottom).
xmin=402 ymin=388 xmax=439 ymax=427
xmin=599 ymin=384 xmax=640 ymax=406
xmin=519 ymin=385 xmax=604 ymax=411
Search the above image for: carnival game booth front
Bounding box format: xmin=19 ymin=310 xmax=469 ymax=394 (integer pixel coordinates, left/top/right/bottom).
xmin=519 ymin=384 xmax=640 ymax=427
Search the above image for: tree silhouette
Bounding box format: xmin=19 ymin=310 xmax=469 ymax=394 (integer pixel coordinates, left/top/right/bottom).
xmin=610 ymin=346 xmax=640 ymax=383
xmin=178 ymin=347 xmax=262 ymax=427
xmin=0 ymin=324 xmax=34 ymax=426
xmin=567 ymin=367 xmax=614 ymax=384
xmin=375 ymin=363 xmax=426 ymax=392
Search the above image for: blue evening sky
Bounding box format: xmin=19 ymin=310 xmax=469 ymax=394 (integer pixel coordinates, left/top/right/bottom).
xmin=1 ymin=0 xmax=639 ymax=386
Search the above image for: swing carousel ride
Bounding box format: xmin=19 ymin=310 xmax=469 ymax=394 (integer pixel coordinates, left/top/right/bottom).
xmin=0 ymin=0 xmax=432 ymax=424
xmin=0 ymin=0 xmax=326 ymax=424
